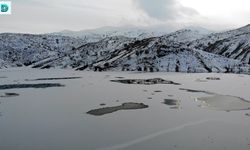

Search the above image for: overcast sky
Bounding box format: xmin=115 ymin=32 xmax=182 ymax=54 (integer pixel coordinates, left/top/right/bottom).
xmin=1 ymin=0 xmax=250 ymax=33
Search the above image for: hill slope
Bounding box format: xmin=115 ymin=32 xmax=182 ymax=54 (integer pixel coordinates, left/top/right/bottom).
xmin=188 ymin=24 xmax=250 ymax=64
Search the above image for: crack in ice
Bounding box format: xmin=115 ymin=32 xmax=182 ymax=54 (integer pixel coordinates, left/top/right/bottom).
xmin=97 ymin=119 xmax=214 ymax=150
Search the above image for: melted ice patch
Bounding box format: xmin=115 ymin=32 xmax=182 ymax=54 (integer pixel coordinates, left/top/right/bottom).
xmin=196 ymin=95 xmax=250 ymax=111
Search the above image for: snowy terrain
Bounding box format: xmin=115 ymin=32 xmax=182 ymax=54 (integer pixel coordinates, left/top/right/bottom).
xmin=0 ymin=33 xmax=86 ymax=68
xmin=188 ymin=24 xmax=250 ymax=64
xmin=0 ymin=25 xmax=250 ymax=73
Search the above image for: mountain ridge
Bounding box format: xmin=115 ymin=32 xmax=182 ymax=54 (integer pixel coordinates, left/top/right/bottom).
xmin=0 ymin=25 xmax=249 ymax=73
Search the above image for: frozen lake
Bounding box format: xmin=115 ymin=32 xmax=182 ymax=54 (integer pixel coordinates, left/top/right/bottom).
xmin=0 ymin=68 xmax=250 ymax=150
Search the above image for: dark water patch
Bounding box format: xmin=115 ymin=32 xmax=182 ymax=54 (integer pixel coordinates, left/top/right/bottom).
xmin=154 ymin=90 xmax=162 ymax=93
xmin=26 ymin=77 xmax=82 ymax=81
xmin=162 ymin=99 xmax=180 ymax=109
xmin=0 ymin=83 xmax=65 ymax=90
xmin=0 ymin=93 xmax=20 ymax=98
xmin=179 ymin=88 xmax=215 ymax=95
xmin=100 ymin=103 xmax=106 ymax=106
xmin=163 ymin=99 xmax=179 ymax=106
xmin=206 ymin=77 xmax=221 ymax=80
xmin=87 ymin=102 xmax=149 ymax=116
xmin=147 ymin=97 xmax=152 ymax=100
xmin=110 ymin=78 xmax=181 ymax=85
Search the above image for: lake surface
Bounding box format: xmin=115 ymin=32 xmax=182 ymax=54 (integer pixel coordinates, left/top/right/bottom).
xmin=0 ymin=68 xmax=250 ymax=150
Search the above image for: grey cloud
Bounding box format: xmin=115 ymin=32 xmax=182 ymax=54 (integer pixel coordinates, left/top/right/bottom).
xmin=134 ymin=0 xmax=199 ymax=20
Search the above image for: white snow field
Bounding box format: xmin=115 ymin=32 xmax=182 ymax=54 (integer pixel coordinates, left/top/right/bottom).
xmin=0 ymin=68 xmax=250 ymax=150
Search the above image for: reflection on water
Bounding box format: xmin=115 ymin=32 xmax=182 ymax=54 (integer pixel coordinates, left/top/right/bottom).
xmin=196 ymin=95 xmax=250 ymax=111
xmin=87 ymin=102 xmax=149 ymax=116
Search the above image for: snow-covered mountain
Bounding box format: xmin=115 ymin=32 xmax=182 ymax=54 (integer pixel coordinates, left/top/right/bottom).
xmin=42 ymin=34 xmax=248 ymax=73
xmin=0 ymin=25 xmax=249 ymax=73
xmin=31 ymin=36 xmax=135 ymax=69
xmin=188 ymin=24 xmax=250 ymax=64
xmin=51 ymin=26 xmax=173 ymax=43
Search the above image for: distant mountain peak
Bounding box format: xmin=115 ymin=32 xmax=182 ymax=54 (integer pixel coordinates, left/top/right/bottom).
xmin=244 ymin=24 xmax=250 ymax=27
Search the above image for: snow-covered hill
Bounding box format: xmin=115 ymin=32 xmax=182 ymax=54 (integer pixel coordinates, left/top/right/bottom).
xmin=37 ymin=35 xmax=249 ymax=73
xmin=188 ymin=24 xmax=250 ymax=64
xmin=31 ymin=36 xmax=135 ymax=69
xmin=0 ymin=25 xmax=250 ymax=73
xmin=0 ymin=33 xmax=86 ymax=68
